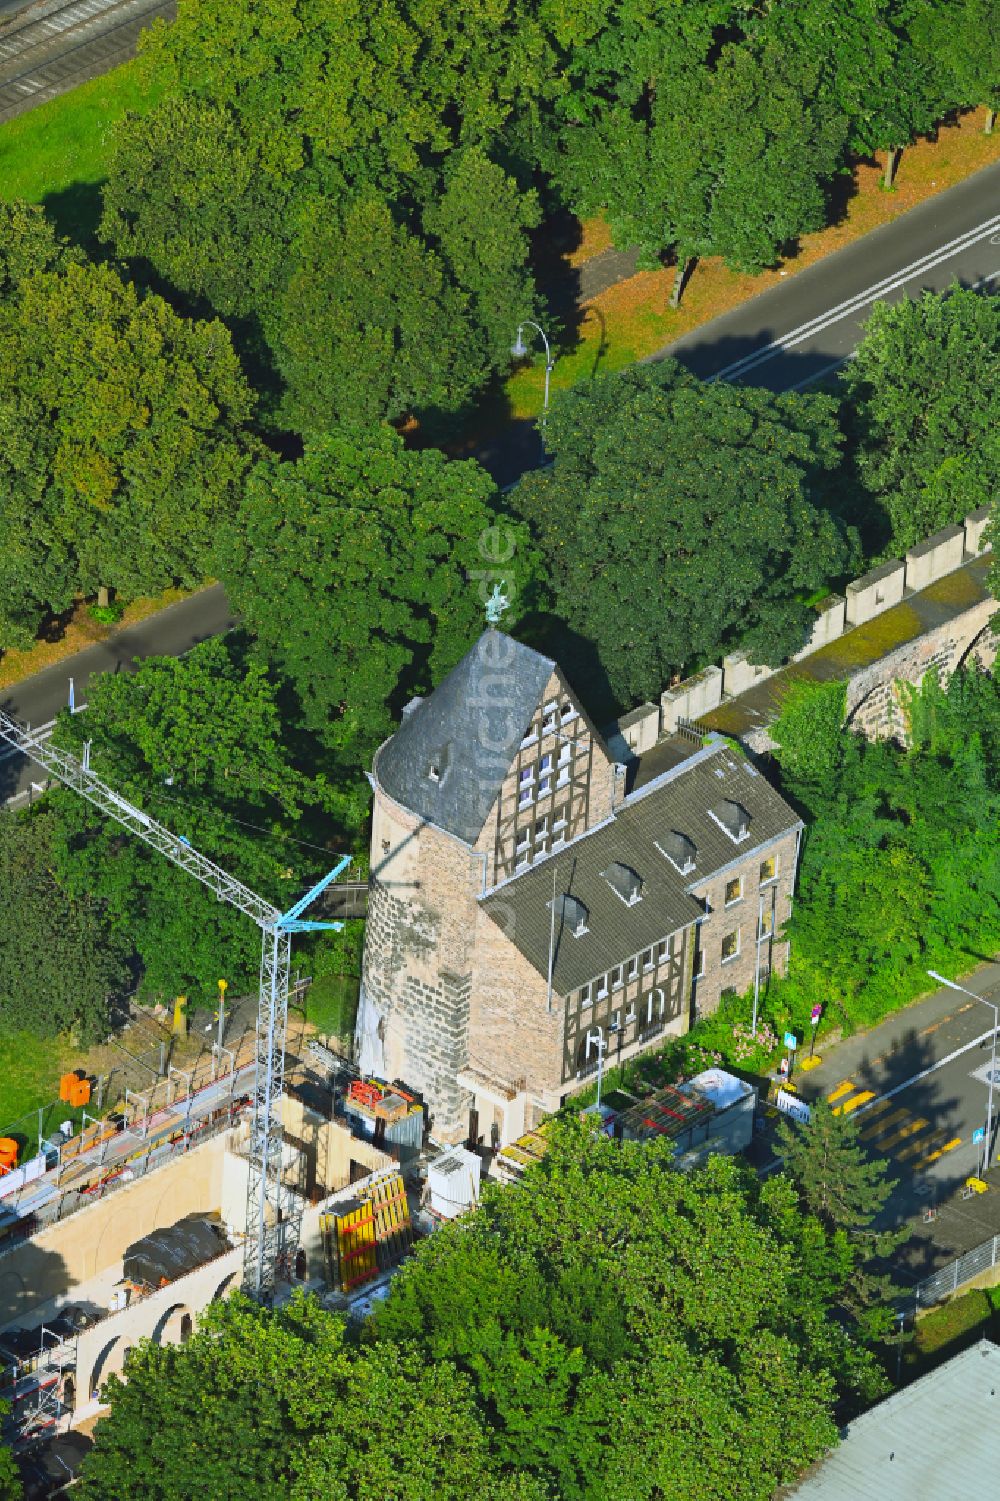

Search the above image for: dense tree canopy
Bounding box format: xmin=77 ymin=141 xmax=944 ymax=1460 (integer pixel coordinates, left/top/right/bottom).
xmin=101 ymin=0 xmax=543 ymax=431
xmin=0 ymin=252 xmax=257 ymax=649
xmin=374 ymin=1116 xmax=888 ymax=1499
xmin=76 ymin=1293 xmax=539 ymax=1501
xmin=842 ymin=287 xmax=1000 ymax=552
xmin=48 ymin=634 xmax=360 ymax=1001
xmin=0 ymin=807 xmax=128 ymax=1040
xmin=77 ymin=1118 xmax=901 ymax=1499
xmin=510 ymin=361 xmax=857 ymax=705
xmin=773 ymin=668 xmax=1000 ymax=1031
xmin=217 ymin=426 xmax=539 ymax=770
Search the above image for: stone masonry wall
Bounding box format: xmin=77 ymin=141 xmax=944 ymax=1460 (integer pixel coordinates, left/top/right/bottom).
xmin=468 ymin=903 xmax=564 ymax=1107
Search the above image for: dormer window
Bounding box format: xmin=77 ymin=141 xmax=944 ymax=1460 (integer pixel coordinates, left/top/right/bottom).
xmin=657 ymin=831 xmax=696 ymax=875
xmin=710 ymin=799 xmax=751 ymax=843
xmin=427 ymin=745 xmax=451 ymax=784
xmin=602 ymin=861 xmax=642 ymax=906
xmin=550 ymin=893 xmax=589 ymax=937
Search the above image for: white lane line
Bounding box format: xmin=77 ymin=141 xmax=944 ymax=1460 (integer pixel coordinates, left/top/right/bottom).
xmin=711 ymin=213 xmax=1000 ymax=383
xmin=851 ymin=1027 xmax=997 ymax=1119
xmin=783 ymin=267 xmax=1000 ymax=391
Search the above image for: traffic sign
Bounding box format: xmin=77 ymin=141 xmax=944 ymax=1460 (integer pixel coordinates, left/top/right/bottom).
xmin=784 ymin=1032 xmax=797 ymax=1050
xmin=973 ymin=1127 xmax=985 ymax=1144
xmin=810 ymin=1005 xmax=822 ymax=1025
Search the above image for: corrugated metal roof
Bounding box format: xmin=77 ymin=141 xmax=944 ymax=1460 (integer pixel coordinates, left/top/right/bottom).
xmin=375 ymin=630 xmax=555 ymax=845
xmin=481 ymin=742 xmax=800 ymax=992
xmin=788 ymin=1340 xmax=1000 ymax=1500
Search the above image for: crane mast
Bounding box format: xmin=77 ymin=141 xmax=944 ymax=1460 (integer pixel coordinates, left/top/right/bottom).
xmin=0 ymin=706 xmax=348 ymax=1299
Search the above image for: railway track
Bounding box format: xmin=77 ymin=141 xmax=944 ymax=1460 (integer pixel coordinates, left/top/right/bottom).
xmin=0 ymin=0 xmax=174 ymax=124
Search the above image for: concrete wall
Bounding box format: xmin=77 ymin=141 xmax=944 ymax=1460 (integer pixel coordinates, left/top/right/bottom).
xmin=845 ymin=558 xmax=906 ymax=626
xmin=662 ymin=666 xmax=723 ymax=733
xmin=905 ymin=525 xmax=965 ymax=592
xmin=0 ymin=1131 xmax=228 ymax=1327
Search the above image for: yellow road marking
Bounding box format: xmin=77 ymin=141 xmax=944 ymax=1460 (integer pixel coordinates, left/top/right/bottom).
xmin=835 ymin=1090 xmax=875 ymax=1115
xmin=958 ymin=1003 xmax=974 ymax=1013
xmin=827 ymin=1080 xmax=854 ymax=1103
xmin=878 ymin=1118 xmax=929 ymax=1153
xmin=896 ymin=1130 xmax=949 ymax=1163
xmin=920 ymin=1022 xmax=942 ymax=1036
xmin=916 ymin=1137 xmax=962 ymax=1169
xmin=860 ymin=1107 xmax=909 ymax=1141
xmin=855 ymin=1097 xmax=893 ymax=1128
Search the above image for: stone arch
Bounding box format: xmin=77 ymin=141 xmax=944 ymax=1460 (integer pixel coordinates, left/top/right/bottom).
xmin=212 ymin=1271 xmax=240 ymax=1302
xmin=953 ymin=622 xmax=998 ymax=675
xmin=88 ymin=1336 xmax=120 ymax=1401
xmin=152 ymin=1302 xmax=194 ymax=1346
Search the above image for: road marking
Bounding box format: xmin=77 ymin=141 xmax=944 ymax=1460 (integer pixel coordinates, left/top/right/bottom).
xmin=845 ymin=1026 xmax=998 ymax=1120
xmin=959 ymin=1003 xmax=974 ymax=1013
xmin=896 ymin=1129 xmax=949 ymax=1163
xmin=878 ymin=1118 xmax=929 ymax=1152
xmin=858 ymin=1102 xmax=902 ymax=1138
xmin=835 ymin=1090 xmax=875 ymax=1115
xmin=710 ymin=214 xmax=1000 ymax=383
xmin=920 ymin=1022 xmax=943 ymax=1036
xmin=916 ymin=1137 xmax=962 ymax=1169
xmin=827 ymin=1080 xmax=855 ymax=1103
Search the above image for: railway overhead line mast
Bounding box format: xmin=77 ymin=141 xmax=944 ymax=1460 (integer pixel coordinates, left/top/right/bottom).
xmin=0 ymin=706 xmax=350 ymax=1300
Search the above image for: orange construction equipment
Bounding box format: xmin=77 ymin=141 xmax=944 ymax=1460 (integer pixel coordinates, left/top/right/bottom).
xmin=347 ymin=1079 xmax=383 ymax=1111
xmin=59 ymin=1072 xmax=79 ymax=1102
xmin=0 ymin=1139 xmax=18 ymax=1174
xmin=68 ymin=1078 xmax=91 ymax=1108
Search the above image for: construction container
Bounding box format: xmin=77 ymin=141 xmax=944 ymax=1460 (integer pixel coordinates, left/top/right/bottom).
xmin=59 ymin=1074 xmax=79 ymax=1103
xmin=0 ymin=1140 xmax=17 ymax=1175
xmin=427 ymin=1148 xmax=481 ymax=1220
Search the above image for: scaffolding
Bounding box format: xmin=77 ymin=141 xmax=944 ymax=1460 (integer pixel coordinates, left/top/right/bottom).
xmin=1 ymin=1324 xmax=77 ymax=1446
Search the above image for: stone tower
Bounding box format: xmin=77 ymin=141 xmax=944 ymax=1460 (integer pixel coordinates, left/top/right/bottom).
xmin=355 ymin=629 xmax=617 ymax=1143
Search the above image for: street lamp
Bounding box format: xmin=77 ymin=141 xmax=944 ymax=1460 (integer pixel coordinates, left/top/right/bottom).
xmin=928 ymin=970 xmax=999 ymax=1175
xmin=511 ymin=320 xmax=555 ymax=429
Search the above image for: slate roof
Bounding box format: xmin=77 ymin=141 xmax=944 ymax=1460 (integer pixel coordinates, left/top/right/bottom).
xmin=374 ymin=631 xmax=556 ymax=846
xmin=481 ymin=739 xmax=801 ymax=994
xmin=784 ymin=1340 xmax=1000 ymax=1500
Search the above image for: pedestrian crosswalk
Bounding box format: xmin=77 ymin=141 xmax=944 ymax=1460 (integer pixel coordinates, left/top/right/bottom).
xmin=824 ymin=1077 xmax=962 ymax=1169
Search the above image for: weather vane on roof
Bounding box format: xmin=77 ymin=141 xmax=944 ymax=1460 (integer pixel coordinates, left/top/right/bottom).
xmin=485 ymin=582 xmax=510 ymax=626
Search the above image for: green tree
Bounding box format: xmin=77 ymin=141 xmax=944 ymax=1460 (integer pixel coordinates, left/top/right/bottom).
xmin=842 ymin=287 xmax=1000 ymax=552
xmin=925 ymin=0 xmax=1000 ymax=129
xmin=0 ymin=807 xmax=128 ymax=1039
xmin=0 ymin=199 xmax=79 ymax=297
xmin=511 ymin=361 xmax=856 ymax=706
xmin=216 ymin=428 xmax=539 ymax=769
xmin=0 ymin=1405 xmax=21 ymax=1501
xmin=374 ymin=1118 xmax=872 ymax=1498
xmin=771 ymin=679 xmax=849 ymax=808
xmin=101 ymin=0 xmax=547 ymax=431
xmin=76 ymin=1292 xmax=531 ymax=1501
xmin=0 ymin=259 xmax=257 ymax=648
xmin=48 ymin=634 xmax=360 ymax=1000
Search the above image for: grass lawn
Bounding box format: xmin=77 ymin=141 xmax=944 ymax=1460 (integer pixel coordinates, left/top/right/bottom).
xmin=0 ymin=58 xmax=163 ymax=246
xmin=904 ymin=1288 xmax=995 ymax=1379
xmin=0 ymin=1029 xmax=83 ymax=1146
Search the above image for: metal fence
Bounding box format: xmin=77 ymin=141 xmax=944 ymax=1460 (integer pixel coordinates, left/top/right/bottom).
xmin=912 ymin=1232 xmax=1000 ymax=1309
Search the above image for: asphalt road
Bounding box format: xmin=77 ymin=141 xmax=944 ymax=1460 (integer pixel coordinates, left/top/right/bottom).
xmin=789 ymin=965 xmax=1000 ymax=1283
xmin=0 ymin=585 xmax=235 ymax=806
xmin=476 ymin=153 xmax=1000 ymax=482
xmin=661 ymin=157 xmax=1000 ymax=392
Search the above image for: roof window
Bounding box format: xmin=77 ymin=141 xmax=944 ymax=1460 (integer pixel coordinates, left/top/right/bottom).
xmin=602 ymin=861 xmax=642 ymax=905
xmin=710 ymin=799 xmax=751 ymax=843
xmin=550 ymin=893 xmax=589 ymax=937
xmin=657 ymin=831 xmax=697 ymax=874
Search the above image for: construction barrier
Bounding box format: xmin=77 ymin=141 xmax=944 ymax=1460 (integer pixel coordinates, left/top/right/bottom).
xmin=320 ymin=1172 xmax=413 ymax=1294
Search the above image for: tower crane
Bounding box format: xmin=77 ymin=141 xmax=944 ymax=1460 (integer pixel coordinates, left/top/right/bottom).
xmin=0 ymin=705 xmax=350 ymax=1300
